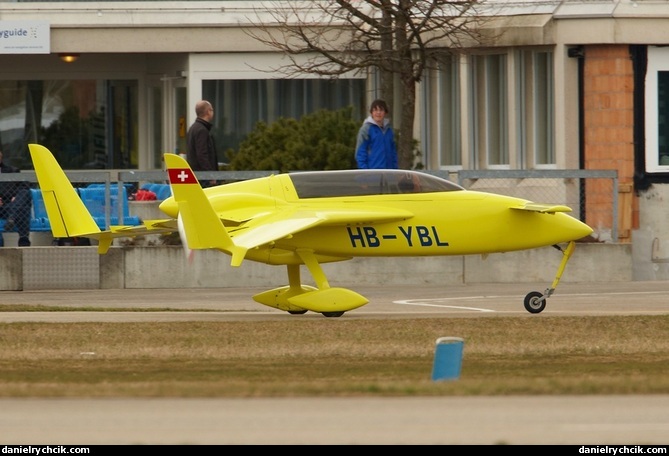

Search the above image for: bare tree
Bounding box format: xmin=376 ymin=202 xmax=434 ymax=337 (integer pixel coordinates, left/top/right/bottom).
xmin=245 ymin=0 xmax=493 ymax=169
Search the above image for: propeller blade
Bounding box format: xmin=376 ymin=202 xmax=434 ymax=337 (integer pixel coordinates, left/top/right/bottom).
xmin=177 ymin=213 xmax=195 ymax=264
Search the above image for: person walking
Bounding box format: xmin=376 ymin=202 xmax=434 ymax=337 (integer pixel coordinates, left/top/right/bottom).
xmin=186 ymin=100 xmax=218 ymax=187
xmin=355 ymin=99 xmax=398 ymax=169
xmin=0 ymin=150 xmax=32 ymax=247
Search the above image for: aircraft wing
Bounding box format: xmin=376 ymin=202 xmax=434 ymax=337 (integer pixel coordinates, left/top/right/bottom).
xmin=74 ymin=218 xmax=178 ymax=253
xmin=511 ymin=203 xmax=573 ymax=214
xmin=230 ymin=206 xmax=414 ymax=250
xmin=107 ymin=218 xmax=178 ymax=235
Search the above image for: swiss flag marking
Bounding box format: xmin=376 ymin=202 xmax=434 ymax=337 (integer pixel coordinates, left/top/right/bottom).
xmin=168 ymin=168 xmax=198 ymax=184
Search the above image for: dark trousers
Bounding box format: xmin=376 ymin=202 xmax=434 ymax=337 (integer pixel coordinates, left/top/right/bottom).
xmin=0 ymin=188 xmax=32 ymax=246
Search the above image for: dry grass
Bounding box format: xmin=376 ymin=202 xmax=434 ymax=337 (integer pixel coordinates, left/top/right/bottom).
xmin=1 ymin=316 xmax=668 ymax=397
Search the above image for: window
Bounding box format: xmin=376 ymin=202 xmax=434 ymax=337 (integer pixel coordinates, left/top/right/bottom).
xmin=645 ymin=46 xmax=669 ymax=173
xmin=148 ymin=86 xmax=163 ymax=170
xmin=516 ymin=50 xmax=554 ymax=167
xmin=0 ymin=79 xmax=137 ymax=169
xmin=658 ymin=71 xmax=669 ymax=166
xmin=471 ymin=54 xmax=508 ymax=168
xmin=436 ymin=58 xmax=461 ymax=168
xmin=202 ymin=79 xmax=367 ymax=156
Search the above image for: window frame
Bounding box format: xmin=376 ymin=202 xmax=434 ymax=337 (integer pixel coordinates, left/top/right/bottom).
xmin=646 ymin=46 xmax=669 ymax=173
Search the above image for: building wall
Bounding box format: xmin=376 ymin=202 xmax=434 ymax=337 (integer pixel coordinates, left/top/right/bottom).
xmin=0 ymin=243 xmax=633 ymax=291
xmin=582 ymin=45 xmax=636 ymax=243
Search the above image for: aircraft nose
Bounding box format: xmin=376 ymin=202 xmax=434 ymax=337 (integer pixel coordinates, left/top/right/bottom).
xmin=563 ymin=214 xmax=594 ymax=241
xmin=159 ymin=197 xmax=178 ymax=217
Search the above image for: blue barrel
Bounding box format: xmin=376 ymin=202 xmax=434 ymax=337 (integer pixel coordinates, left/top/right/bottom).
xmin=431 ymin=337 xmax=464 ymax=381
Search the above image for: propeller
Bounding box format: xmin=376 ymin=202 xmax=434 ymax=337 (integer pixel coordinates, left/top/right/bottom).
xmin=177 ymin=213 xmax=195 ymax=264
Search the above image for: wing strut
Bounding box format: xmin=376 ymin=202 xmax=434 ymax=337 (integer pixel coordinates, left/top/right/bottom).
xmin=295 ymin=248 xmax=330 ymax=290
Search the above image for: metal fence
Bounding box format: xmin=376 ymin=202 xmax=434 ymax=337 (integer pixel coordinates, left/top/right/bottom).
xmin=0 ymin=168 xmax=618 ymax=241
xmin=456 ymin=169 xmax=619 ymax=242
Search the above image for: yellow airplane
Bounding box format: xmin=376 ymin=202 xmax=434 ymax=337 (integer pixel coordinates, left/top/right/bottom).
xmin=29 ymin=143 xmax=593 ymax=317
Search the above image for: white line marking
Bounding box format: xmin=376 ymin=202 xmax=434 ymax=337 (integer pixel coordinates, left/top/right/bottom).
xmin=394 ymin=299 xmax=496 ymax=312
xmin=393 ymin=290 xmax=669 ymax=313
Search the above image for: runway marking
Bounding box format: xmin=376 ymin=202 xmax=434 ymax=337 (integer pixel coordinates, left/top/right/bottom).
xmin=564 ymin=423 xmax=669 ymax=432
xmin=392 ymin=289 xmax=669 ymax=313
xmin=394 ymin=297 xmax=496 ymax=312
xmin=550 ymin=291 xmax=668 ymax=298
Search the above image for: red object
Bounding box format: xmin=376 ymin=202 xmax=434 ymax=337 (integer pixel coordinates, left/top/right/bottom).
xmin=135 ymin=189 xmax=157 ymax=201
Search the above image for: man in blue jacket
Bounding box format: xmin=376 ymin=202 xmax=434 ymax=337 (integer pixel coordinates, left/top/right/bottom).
xmin=355 ymin=99 xmax=399 ymax=169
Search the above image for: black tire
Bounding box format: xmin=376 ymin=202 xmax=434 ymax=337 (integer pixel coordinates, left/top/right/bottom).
xmin=288 ymin=310 xmax=308 ymax=315
xmin=524 ymin=291 xmax=546 ymax=314
xmin=322 ymin=311 xmax=345 ymax=318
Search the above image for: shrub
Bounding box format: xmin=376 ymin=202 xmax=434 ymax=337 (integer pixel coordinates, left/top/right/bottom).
xmin=225 ymin=106 xmax=359 ymax=172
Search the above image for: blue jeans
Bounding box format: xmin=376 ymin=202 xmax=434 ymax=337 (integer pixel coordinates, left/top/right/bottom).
xmin=0 ymin=187 xmax=32 ymax=247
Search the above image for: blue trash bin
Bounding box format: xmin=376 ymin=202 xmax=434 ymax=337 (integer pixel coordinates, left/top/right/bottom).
xmin=431 ymin=337 xmax=464 ymax=381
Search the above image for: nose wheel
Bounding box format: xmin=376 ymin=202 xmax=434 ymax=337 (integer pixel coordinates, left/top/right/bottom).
xmin=524 ymin=291 xmax=547 ymax=314
xmin=523 ymin=240 xmax=578 ymax=314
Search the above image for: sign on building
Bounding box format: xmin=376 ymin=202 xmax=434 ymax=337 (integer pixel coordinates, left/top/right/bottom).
xmin=0 ymin=21 xmax=49 ymax=54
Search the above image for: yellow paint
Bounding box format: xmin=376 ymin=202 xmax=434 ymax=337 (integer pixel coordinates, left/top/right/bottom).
xmin=28 ymin=144 xmax=593 ymax=317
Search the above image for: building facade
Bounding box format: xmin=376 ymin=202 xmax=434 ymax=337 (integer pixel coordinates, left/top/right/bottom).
xmin=2 ymin=1 xmax=669 ymax=279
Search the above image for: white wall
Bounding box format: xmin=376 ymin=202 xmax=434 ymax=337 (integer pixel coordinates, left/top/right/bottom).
xmin=633 ymin=185 xmax=669 ymax=280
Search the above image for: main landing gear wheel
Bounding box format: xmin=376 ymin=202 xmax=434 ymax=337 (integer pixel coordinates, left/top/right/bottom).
xmin=524 ymin=291 xmax=546 ymax=314
xmin=322 ymin=311 xmax=345 ymax=318
xmin=288 ymin=310 xmax=308 ymax=315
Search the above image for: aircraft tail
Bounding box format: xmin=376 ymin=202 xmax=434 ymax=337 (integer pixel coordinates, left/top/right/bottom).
xmin=163 ymin=153 xmax=247 ymax=266
xmin=28 ymin=144 xmax=116 ymax=252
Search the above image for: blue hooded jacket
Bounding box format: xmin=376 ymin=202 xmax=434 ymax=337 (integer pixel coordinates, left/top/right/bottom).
xmin=355 ymin=116 xmax=398 ymax=169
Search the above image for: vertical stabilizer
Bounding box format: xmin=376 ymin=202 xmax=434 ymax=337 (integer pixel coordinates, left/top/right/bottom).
xmin=163 ymin=153 xmax=247 ymax=265
xmin=28 ymin=144 xmax=101 ymax=238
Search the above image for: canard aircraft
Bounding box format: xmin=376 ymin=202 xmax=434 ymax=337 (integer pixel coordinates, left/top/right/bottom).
xmin=29 ymin=143 xmax=593 ymax=317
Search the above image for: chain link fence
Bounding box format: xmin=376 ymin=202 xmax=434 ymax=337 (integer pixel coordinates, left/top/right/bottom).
xmin=0 ymin=168 xmax=618 ymax=244
xmin=456 ymin=169 xmax=618 ymax=242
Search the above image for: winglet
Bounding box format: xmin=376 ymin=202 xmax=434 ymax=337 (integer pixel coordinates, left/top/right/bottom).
xmin=163 ymin=153 xmax=247 ymax=266
xmin=28 ymin=144 xmax=102 ymax=239
xmin=512 ymin=203 xmax=573 ymax=214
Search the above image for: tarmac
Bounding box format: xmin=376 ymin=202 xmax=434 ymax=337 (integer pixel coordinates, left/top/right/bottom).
xmin=1 ymin=280 xmax=669 ymax=321
xmin=0 ymin=281 xmax=668 ymax=445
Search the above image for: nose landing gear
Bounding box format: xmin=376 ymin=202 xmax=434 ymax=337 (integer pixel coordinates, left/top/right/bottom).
xmin=523 ymin=240 xmax=577 ymax=314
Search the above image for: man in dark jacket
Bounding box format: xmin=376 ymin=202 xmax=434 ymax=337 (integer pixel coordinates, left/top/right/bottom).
xmin=0 ymin=150 xmax=32 ymax=247
xmin=186 ymin=100 xmax=218 ymax=187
